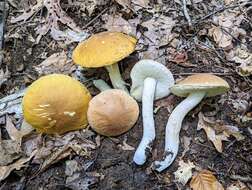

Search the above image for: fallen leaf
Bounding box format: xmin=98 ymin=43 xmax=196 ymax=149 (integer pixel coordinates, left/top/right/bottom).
xmin=65 ymin=160 xmax=80 ymax=176
xmin=208 ymin=11 xmax=245 ymax=50
xmin=118 ymin=137 xmax=135 ymax=151
xmin=230 ymin=46 xmax=252 ymax=76
xmin=169 ymin=50 xmax=195 ymax=67
xmin=197 ymin=112 xmax=228 ymax=152
xmin=139 ymin=15 xmax=176 ymax=62
xmin=132 ymin=0 xmax=149 ymax=8
xmin=190 ymin=170 xmax=224 ymax=190
xmin=197 ymin=112 xmax=245 ymax=152
xmin=227 ymin=181 xmax=249 ymax=190
xmin=114 ymin=0 xmax=132 ymax=9
xmin=33 ymin=130 xmax=96 ymax=173
xmin=103 ymin=14 xmax=138 ymax=35
xmin=174 ymin=160 xmax=195 ymax=185
xmin=0 ymin=151 xmax=36 ymax=181
xmin=34 ymin=51 xmax=76 ymax=76
xmin=10 ymin=0 xmax=43 ymax=23
xmin=0 ymin=68 xmax=10 ymax=87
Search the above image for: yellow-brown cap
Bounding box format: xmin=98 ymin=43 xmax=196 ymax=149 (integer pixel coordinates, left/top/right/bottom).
xmin=171 ymin=74 xmax=230 ymax=97
xmin=22 ymin=74 xmax=91 ymax=135
xmin=72 ymin=32 xmax=137 ymax=68
xmin=87 ymin=89 xmax=139 ymax=136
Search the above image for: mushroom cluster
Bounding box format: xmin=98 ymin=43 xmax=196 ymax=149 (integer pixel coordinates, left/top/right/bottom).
xmin=22 ymin=31 xmax=230 ymax=174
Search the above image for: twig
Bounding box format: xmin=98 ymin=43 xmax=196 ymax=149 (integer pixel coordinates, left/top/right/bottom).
xmin=230 ymin=175 xmax=252 ymax=182
xmin=182 ymin=0 xmax=192 ymax=26
xmin=84 ymin=7 xmax=109 ymax=28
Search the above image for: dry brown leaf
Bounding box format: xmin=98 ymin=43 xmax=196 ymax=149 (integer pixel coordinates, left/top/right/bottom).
xmin=0 ymin=151 xmax=36 ymax=181
xmin=12 ymin=0 xmax=88 ymax=43
xmin=197 ymin=112 xmax=228 ymax=152
xmin=169 ymin=50 xmax=196 ymax=67
xmin=174 ymin=160 xmax=195 ymax=185
xmin=197 ymin=112 xmax=245 ymax=152
xmin=208 ymin=11 xmax=245 ymax=50
xmin=230 ymin=46 xmax=252 ymax=76
xmin=190 ymin=170 xmax=224 ymax=190
xmin=139 ymin=15 xmax=176 ymax=62
xmin=33 ymin=131 xmax=96 ymax=173
xmin=34 ymin=51 xmax=76 ymax=76
xmin=132 ymin=0 xmax=149 ymax=7
xmin=103 ymin=14 xmax=138 ymax=35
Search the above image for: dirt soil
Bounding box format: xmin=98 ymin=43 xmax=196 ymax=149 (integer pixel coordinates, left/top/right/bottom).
xmin=0 ymin=0 xmax=252 ymax=189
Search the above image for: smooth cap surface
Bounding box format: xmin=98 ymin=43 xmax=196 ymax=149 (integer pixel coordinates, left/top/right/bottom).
xmin=171 ymin=74 xmax=230 ymax=97
xmin=87 ymin=89 xmax=139 ymax=136
xmin=72 ymin=32 xmax=137 ymax=68
xmin=130 ymin=59 xmax=175 ymax=101
xmin=22 ymin=74 xmax=91 ymax=134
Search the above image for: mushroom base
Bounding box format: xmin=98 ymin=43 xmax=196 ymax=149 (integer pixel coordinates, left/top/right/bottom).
xmin=154 ymin=91 xmax=205 ymax=172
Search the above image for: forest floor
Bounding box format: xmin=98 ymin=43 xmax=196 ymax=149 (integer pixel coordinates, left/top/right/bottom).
xmin=0 ymin=0 xmax=252 ymax=189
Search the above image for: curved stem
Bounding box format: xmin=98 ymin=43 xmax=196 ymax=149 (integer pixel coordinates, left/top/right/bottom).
xmin=105 ymin=63 xmax=128 ymax=93
xmin=133 ymin=77 xmax=157 ymax=165
xmin=93 ymin=79 xmax=112 ymax=91
xmin=154 ymin=92 xmax=205 ymax=172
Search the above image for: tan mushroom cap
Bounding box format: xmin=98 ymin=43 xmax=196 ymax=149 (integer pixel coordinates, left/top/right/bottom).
xmin=87 ymin=89 xmax=139 ymax=136
xmin=171 ymin=74 xmax=230 ymax=97
xmin=72 ymin=32 xmax=137 ymax=68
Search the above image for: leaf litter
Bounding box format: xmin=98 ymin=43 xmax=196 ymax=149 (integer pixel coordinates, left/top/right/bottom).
xmin=2 ymin=0 xmax=252 ymax=188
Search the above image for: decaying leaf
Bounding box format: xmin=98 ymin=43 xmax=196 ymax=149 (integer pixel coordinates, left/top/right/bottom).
xmin=169 ymin=49 xmax=195 ymax=67
xmin=0 ymin=68 xmax=10 ymax=87
xmin=227 ymin=181 xmax=249 ymax=190
xmin=33 ymin=131 xmax=96 ymax=173
xmin=118 ymin=137 xmax=135 ymax=151
xmin=208 ymin=11 xmax=245 ymax=50
xmin=197 ymin=113 xmax=228 ymax=152
xmin=0 ymin=151 xmax=36 ymax=181
xmin=197 ymin=112 xmax=244 ymax=152
xmin=103 ymin=14 xmax=138 ymax=35
xmin=174 ymin=160 xmax=195 ymax=185
xmin=139 ymin=15 xmax=176 ymax=62
xmin=230 ymin=46 xmax=252 ymax=76
xmin=190 ymin=170 xmax=224 ymax=190
xmin=132 ymin=0 xmax=150 ymax=8
xmin=0 ymin=116 xmax=33 ymax=166
xmin=0 ymin=90 xmax=25 ymax=119
xmin=12 ymin=0 xmax=88 ymax=43
xmin=34 ymin=51 xmax=76 ymax=76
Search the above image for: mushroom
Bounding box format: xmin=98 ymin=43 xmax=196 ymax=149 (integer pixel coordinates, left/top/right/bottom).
xmin=154 ymin=74 xmax=230 ymax=172
xmin=130 ymin=59 xmax=174 ymax=165
xmin=72 ymin=31 xmax=137 ymax=92
xmin=22 ymin=74 xmax=91 ymax=134
xmin=87 ymin=89 xmax=139 ymax=136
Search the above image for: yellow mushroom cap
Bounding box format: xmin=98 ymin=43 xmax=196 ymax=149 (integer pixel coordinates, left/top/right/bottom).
xmin=171 ymin=74 xmax=230 ymax=97
xmin=87 ymin=89 xmax=139 ymax=136
xmin=72 ymin=32 xmax=137 ymax=68
xmin=22 ymin=74 xmax=91 ymax=135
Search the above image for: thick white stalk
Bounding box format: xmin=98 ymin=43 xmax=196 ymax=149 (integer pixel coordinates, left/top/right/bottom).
xmin=154 ymin=92 xmax=206 ymax=172
xmin=93 ymin=79 xmax=111 ymax=91
xmin=133 ymin=77 xmax=157 ymax=165
xmin=105 ymin=63 xmax=129 ymax=93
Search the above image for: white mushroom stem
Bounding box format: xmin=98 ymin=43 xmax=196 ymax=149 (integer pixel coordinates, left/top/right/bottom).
xmin=154 ymin=91 xmax=206 ymax=172
xmin=133 ymin=77 xmax=157 ymax=165
xmin=93 ymin=79 xmax=112 ymax=91
xmin=105 ymin=63 xmax=129 ymax=93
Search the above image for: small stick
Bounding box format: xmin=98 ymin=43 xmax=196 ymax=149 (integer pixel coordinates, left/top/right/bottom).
xmin=182 ymin=0 xmax=192 ymax=26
